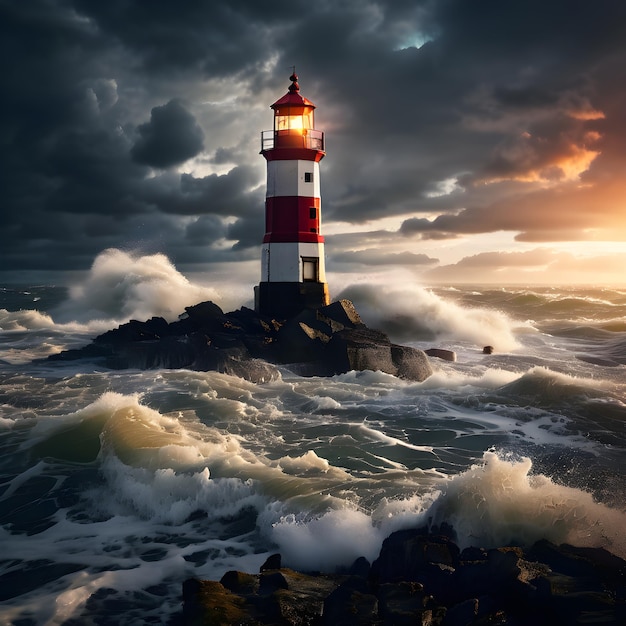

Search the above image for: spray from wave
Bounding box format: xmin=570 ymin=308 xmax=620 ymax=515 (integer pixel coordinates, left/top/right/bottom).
xmin=53 ymin=248 xmax=222 ymax=325
xmin=425 ymin=451 xmax=626 ymax=557
xmin=266 ymin=450 xmax=626 ymax=572
xmin=337 ymin=283 xmax=522 ymax=351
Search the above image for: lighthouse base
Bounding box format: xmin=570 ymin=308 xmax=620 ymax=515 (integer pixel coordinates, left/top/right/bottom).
xmin=255 ymin=281 xmax=330 ymax=319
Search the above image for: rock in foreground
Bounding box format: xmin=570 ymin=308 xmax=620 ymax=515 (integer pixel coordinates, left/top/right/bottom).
xmin=182 ymin=527 xmax=626 ymax=625
xmin=49 ymin=299 xmax=434 ymax=382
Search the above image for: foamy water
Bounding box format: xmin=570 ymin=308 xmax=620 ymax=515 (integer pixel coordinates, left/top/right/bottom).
xmin=1 ymin=251 xmax=625 ymax=624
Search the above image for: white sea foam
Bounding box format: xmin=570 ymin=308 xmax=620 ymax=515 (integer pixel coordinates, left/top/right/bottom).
xmin=426 ymin=451 xmax=626 ymax=557
xmin=263 ymin=449 xmax=626 ymax=574
xmin=416 ymin=367 xmax=520 ymax=390
xmin=0 ymin=308 xmax=55 ymax=331
xmin=52 ymin=248 xmax=222 ymax=324
xmin=338 ymin=283 xmax=522 ymax=351
xmin=269 ymin=508 xmax=382 ymax=572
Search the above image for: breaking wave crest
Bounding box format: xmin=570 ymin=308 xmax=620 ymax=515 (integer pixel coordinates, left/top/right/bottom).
xmin=337 ymin=283 xmax=522 ymax=351
xmin=267 ymin=450 xmax=626 ymax=572
xmin=52 ymin=248 xmax=221 ymax=324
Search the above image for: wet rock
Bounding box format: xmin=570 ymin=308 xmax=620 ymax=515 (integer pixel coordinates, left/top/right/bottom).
xmin=392 ymin=344 xmax=434 ymax=381
xmin=425 ymin=348 xmax=457 ymax=362
xmin=260 ymin=553 xmax=282 ymax=572
xmin=48 ymin=298 xmax=433 ymax=382
xmin=259 ymin=571 xmax=289 ymax=594
xmin=322 ymin=577 xmax=378 ymax=625
xmin=327 ymin=327 xmax=398 ymax=376
xmin=182 ymin=533 xmax=626 ymax=626
xmin=482 ymin=345 xmax=494 ymax=354
xmin=371 ymin=529 xmax=461 ymax=584
xmin=347 ymin=556 xmax=371 ymax=578
xmin=220 ymin=570 xmax=257 ymax=594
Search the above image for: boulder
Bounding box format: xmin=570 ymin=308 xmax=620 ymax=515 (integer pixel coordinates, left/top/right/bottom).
xmin=392 ymin=344 xmax=434 ymax=380
xmin=371 ymin=529 xmax=460 ymax=587
xmin=183 ymin=534 xmax=626 ymax=626
xmin=322 ymin=577 xmax=379 ymax=625
xmin=275 ymin=309 xmax=332 ymax=363
xmin=327 ymin=327 xmax=397 ymax=376
xmin=317 ymin=299 xmax=364 ymax=330
xmin=47 ymin=298 xmax=434 ymax=383
xmin=94 ymin=316 xmax=171 ymax=345
xmin=425 ymin=348 xmax=457 ymax=362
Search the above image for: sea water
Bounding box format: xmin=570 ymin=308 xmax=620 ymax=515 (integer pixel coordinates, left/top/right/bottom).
xmin=1 ymin=253 xmax=625 ymax=624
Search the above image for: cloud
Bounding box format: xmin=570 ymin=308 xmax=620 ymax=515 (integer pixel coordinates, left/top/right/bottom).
xmin=131 ymin=99 xmax=205 ymax=168
xmin=423 ymin=249 xmax=626 ymax=284
xmin=331 ymin=249 xmax=438 ymax=267
xmin=1 ymin=0 xmax=625 ymax=287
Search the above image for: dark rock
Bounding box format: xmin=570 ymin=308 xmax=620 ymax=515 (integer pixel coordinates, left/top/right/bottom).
xmin=322 ymin=577 xmax=378 ymax=625
xmin=392 ymin=344 xmax=434 ymax=380
xmin=450 ymin=548 xmax=528 ymax=605
xmin=377 ymin=581 xmax=433 ymax=625
xmin=182 ymin=300 xmax=225 ymax=321
xmin=327 ymin=327 xmax=396 ymax=376
xmin=47 ymin=298 xmax=434 ymax=382
xmin=259 ymin=571 xmax=289 ymax=595
xmin=182 ymin=578 xmax=248 ymax=625
xmin=425 ymin=348 xmax=457 ymax=362
xmin=260 ymin=553 xmax=281 ymax=572
xmin=105 ymin=336 xmax=195 ymax=369
xmin=347 ymin=556 xmax=371 ymax=578
xmin=220 ymin=570 xmax=257 ymax=594
xmin=94 ymin=317 xmax=171 ymax=345
xmin=371 ymin=529 xmax=461 ymax=584
xmin=182 ymin=532 xmax=626 ymax=626
xmin=441 ymin=597 xmax=478 ymax=626
xmin=317 ymin=299 xmax=364 ymax=329
xmin=528 ymin=540 xmax=626 ymax=581
xmin=275 ymin=310 xmax=332 ymax=363
xmin=482 ymin=345 xmax=494 ymax=354
xmin=459 ymin=546 xmax=488 ymax=562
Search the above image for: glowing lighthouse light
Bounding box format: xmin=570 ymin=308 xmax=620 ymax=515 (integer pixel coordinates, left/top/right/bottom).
xmin=255 ymin=72 xmax=330 ymax=318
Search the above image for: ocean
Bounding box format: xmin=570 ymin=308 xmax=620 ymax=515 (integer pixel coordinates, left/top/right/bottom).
xmin=1 ymin=265 xmax=625 ymax=624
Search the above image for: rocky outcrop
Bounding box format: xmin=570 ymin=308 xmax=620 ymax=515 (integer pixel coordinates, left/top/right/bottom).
xmin=182 ymin=526 xmax=626 ymax=625
xmin=48 ymin=299 xmax=434 ymax=383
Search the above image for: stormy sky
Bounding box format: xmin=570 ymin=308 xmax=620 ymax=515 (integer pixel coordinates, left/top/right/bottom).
xmin=2 ymin=0 xmax=625 ymax=291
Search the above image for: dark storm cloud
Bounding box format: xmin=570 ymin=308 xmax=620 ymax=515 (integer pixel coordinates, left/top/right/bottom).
xmin=131 ymin=99 xmax=205 ymax=168
xmin=1 ymin=0 xmax=625 ymax=281
xmin=331 ymin=250 xmax=438 ymax=267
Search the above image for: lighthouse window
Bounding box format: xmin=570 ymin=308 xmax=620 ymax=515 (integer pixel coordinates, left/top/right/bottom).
xmin=302 ymin=257 xmax=318 ymax=282
xmin=304 ymin=172 xmax=313 ymax=183
xmin=309 ymin=207 xmax=317 ymax=219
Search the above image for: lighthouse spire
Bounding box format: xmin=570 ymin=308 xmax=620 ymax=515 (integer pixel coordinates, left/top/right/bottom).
xmin=254 ymin=72 xmax=329 ymax=318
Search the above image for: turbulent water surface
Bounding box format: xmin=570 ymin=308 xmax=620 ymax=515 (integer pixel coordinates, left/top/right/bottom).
xmin=1 ymin=269 xmax=625 ymax=624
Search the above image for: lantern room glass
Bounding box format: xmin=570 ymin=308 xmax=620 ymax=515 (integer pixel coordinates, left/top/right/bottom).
xmin=275 ymin=106 xmax=314 ymax=133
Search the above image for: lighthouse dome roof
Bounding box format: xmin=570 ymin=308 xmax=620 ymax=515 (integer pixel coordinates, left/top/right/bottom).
xmin=270 ymin=72 xmax=316 ymax=109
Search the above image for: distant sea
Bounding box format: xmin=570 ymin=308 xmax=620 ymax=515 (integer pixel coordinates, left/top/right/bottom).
xmin=1 ymin=280 xmax=625 ymax=624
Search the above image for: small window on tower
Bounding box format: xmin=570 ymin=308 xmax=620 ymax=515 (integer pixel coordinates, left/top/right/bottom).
xmin=302 ymin=257 xmax=318 ymax=282
xmin=309 ymin=207 xmax=316 ymax=219
xmin=304 ymin=172 xmax=313 ymax=183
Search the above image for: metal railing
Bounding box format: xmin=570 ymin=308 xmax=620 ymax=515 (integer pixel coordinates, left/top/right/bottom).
xmin=261 ymin=129 xmax=325 ymax=152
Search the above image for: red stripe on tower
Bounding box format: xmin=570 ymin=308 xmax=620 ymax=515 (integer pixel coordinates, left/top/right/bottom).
xmin=254 ymin=72 xmax=330 ymax=318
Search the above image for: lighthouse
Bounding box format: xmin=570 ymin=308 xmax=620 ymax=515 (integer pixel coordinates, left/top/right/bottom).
xmin=254 ymin=72 xmax=330 ymax=319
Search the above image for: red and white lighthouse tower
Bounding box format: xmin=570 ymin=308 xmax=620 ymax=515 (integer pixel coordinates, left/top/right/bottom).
xmin=254 ymin=72 xmax=330 ymax=318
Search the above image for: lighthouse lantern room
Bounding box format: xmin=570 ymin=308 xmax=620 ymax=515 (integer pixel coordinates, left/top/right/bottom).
xmin=255 ymin=72 xmax=330 ymax=319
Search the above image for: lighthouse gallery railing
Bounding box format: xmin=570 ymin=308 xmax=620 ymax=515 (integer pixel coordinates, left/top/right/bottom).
xmin=261 ymin=129 xmax=325 ymax=152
